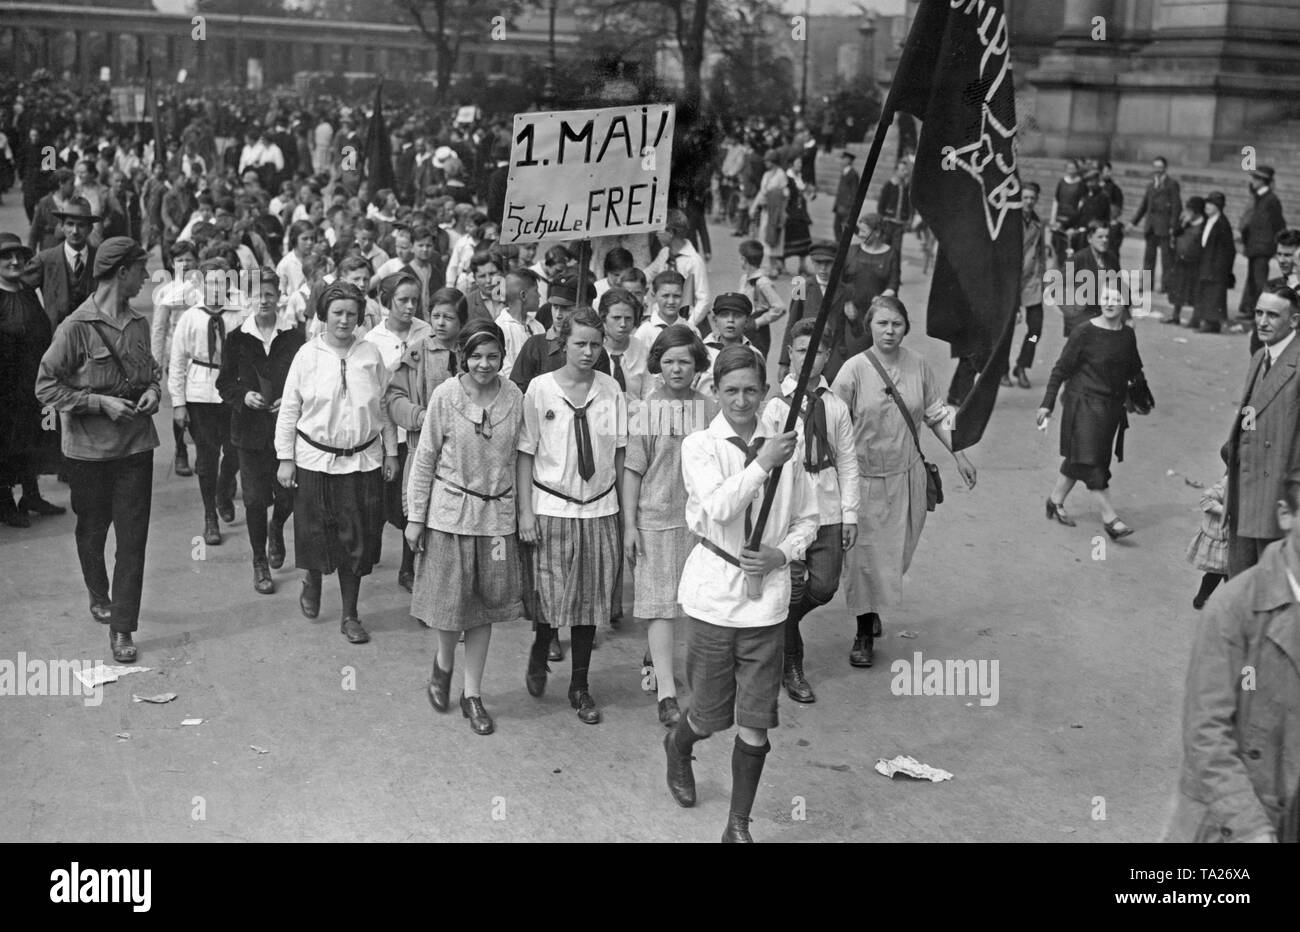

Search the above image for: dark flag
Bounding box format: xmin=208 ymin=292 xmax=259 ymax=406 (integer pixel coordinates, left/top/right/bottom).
xmin=363 ymin=82 xmax=396 ymax=193
xmin=887 ymin=0 xmax=1023 ymax=450
xmin=144 ymin=61 xmax=166 ymax=170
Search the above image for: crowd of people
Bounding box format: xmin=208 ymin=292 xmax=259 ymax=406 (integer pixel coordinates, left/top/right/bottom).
xmin=2 ymin=70 xmax=1296 ymax=843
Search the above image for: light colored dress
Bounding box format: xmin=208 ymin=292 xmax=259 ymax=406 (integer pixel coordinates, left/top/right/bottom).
xmin=831 ymin=346 xmax=950 ymax=613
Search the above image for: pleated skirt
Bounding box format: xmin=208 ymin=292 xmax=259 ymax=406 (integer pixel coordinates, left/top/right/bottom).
xmin=410 ymin=528 xmax=524 ymax=630
xmin=293 ymin=467 xmax=385 ymax=576
xmin=533 ymin=514 xmax=621 ymax=628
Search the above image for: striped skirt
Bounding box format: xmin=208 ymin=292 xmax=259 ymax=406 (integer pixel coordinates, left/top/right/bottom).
xmin=533 ymin=514 xmax=621 ymax=628
xmin=293 ymin=467 xmax=385 ymax=576
xmin=633 ymin=525 xmax=697 ymax=620
xmin=411 ymin=528 xmax=524 ymax=631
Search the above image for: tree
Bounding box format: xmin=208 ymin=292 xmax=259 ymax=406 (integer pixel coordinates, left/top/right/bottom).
xmin=393 ymin=0 xmax=537 ymax=104
xmin=582 ymin=0 xmax=783 ymax=110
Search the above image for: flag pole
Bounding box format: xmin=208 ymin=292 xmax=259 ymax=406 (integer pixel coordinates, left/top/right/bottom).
xmin=741 ymin=90 xmax=899 ymax=599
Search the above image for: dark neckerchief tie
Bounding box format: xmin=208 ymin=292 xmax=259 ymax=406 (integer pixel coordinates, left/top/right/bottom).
xmin=338 ymin=356 xmax=349 ymax=398
xmin=204 ymin=308 xmax=225 ymax=366
xmin=724 ymin=434 xmax=775 ymax=540
xmin=447 ymin=348 xmax=457 ymax=376
xmin=564 ymin=399 xmax=596 ymax=482
xmin=610 ymin=353 xmax=625 ymax=391
xmin=786 ymin=386 xmax=834 ymax=474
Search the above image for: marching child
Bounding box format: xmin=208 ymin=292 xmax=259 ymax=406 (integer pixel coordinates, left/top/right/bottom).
xmin=737 ymin=239 xmax=787 ymax=358
xmin=517 ymin=307 xmax=627 ymax=724
xmin=633 ymin=270 xmax=687 ymax=347
xmin=1186 ymin=474 xmax=1228 ymax=610
xmin=621 ymin=325 xmax=714 ymax=726
xmin=759 ymin=318 xmax=859 ymax=702
xmin=662 ymin=345 xmax=818 ymax=842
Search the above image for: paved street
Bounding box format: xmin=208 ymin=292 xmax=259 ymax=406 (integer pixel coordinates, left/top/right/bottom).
xmin=0 ymin=187 xmax=1251 ymax=842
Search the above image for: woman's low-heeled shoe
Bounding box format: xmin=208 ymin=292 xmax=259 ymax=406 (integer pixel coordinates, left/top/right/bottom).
xmin=1103 ymin=518 xmax=1134 ymax=540
xmin=341 ymin=617 xmax=370 ymax=644
xmin=1045 ymin=498 xmax=1076 ymax=527
xmin=849 ymin=636 xmax=874 ymax=668
xmin=460 ymin=693 xmax=494 ymax=734
xmin=427 ymin=661 xmax=453 ymax=712
xmin=568 ymin=688 xmax=601 ymax=724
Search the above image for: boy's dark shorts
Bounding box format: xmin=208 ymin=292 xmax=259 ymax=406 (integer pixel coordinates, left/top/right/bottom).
xmin=685 ymin=617 xmax=783 ymax=733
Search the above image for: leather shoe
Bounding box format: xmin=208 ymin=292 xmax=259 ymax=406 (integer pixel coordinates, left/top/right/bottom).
xmin=203 ymin=513 xmax=221 ymax=546
xmin=216 ymin=498 xmax=236 ymax=524
xmin=663 ymin=730 xmax=697 ymax=807
xmin=397 ymin=569 xmax=414 ymax=592
xmin=174 ymin=452 xmax=193 ymax=477
xmin=341 ymin=616 xmax=370 ymax=644
xmin=782 ymin=656 xmax=816 ymax=703
xmin=89 ymin=597 xmax=112 ymax=624
xmin=548 ymin=630 xmax=564 ymax=662
xmin=849 ymin=635 xmax=874 ymax=668
xmin=658 ymin=696 xmax=682 ymax=727
xmin=110 ymin=631 xmax=138 ymax=663
xmin=427 ymin=660 xmax=453 ymax=712
xmin=1012 ymin=365 xmax=1031 ymax=390
xmin=18 ymin=495 xmax=66 ymax=516
xmin=253 ymin=560 xmax=274 ymax=595
xmin=721 ymin=813 xmax=754 ymax=843
xmin=568 ymin=687 xmax=601 ymax=724
xmin=460 ymin=693 xmax=495 ymax=735
xmin=999 ymin=373 xmax=1012 ymax=388
xmin=267 ymin=521 xmax=286 ymax=569
xmin=1045 ymin=497 xmax=1076 ymax=527
xmin=299 ymin=576 xmax=321 ymax=619
xmin=525 ymin=652 xmax=549 ymax=697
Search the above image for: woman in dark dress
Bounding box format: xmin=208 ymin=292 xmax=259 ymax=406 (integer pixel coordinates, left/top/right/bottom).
xmin=1036 ymin=290 xmax=1145 ymax=539
xmin=781 ymin=159 xmax=813 ymax=276
xmin=826 ymin=213 xmax=900 ymax=384
xmin=0 ymin=233 xmax=61 ymax=527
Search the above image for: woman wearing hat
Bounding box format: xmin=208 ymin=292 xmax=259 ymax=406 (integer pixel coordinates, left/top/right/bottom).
xmin=35 ymin=236 xmax=160 ymax=663
xmin=1192 ymin=191 xmax=1236 ymax=334
xmin=751 ymin=149 xmax=788 ymax=278
xmin=1164 ymin=196 xmax=1206 ymax=327
xmin=0 ymin=233 xmax=61 ymax=526
xmin=276 ymin=280 xmax=399 ymax=644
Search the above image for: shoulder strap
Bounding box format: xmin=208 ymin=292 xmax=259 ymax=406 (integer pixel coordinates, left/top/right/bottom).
xmin=86 ymin=319 xmax=135 ymax=385
xmin=864 ymin=349 xmax=924 ymax=459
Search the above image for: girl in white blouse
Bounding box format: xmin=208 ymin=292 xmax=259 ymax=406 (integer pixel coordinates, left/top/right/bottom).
xmin=517 ymin=307 xmax=627 ymax=725
xmin=275 ymin=280 xmax=399 ymax=645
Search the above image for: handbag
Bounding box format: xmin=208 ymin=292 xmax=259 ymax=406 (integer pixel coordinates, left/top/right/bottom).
xmin=1126 ymin=375 xmax=1155 ymax=416
xmin=864 ymin=350 xmax=943 ymax=511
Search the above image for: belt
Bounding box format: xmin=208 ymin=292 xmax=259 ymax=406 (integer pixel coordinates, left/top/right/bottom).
xmin=296 ymin=429 xmax=378 ymax=457
xmin=438 ymin=476 xmax=512 ymax=502
xmin=192 ymin=359 xmax=220 ymax=370
xmin=532 ymin=478 xmax=615 ymax=506
xmin=700 ymin=537 xmax=740 ymax=568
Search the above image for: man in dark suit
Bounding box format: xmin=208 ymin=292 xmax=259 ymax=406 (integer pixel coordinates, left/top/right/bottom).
xmin=831 ymin=151 xmax=860 ymax=242
xmin=1193 ymin=191 xmax=1237 ymax=333
xmin=1130 ymin=156 xmax=1182 ymax=294
xmin=1222 ymin=286 xmax=1300 ymax=576
xmin=1238 ymin=165 xmax=1287 ymax=320
xmin=25 ymin=197 xmax=98 ymax=330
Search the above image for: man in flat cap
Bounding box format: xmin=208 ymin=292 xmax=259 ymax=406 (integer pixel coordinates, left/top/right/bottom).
xmin=832 ymin=152 xmax=860 ymax=242
xmin=35 ymin=236 xmax=160 ymax=664
xmin=26 ymin=196 xmax=99 ymax=331
xmin=1238 ymin=165 xmax=1287 ymax=322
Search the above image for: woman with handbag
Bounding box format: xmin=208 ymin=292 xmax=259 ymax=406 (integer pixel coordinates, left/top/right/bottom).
xmin=1037 ymin=285 xmax=1147 ymax=539
xmin=831 ymin=296 xmax=977 ymax=669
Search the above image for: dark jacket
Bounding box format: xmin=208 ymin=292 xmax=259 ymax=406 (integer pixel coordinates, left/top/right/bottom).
xmin=215 ymin=318 xmax=304 ymax=450
xmin=1132 ymin=175 xmax=1182 ymax=237
xmin=833 ymin=167 xmax=860 ymax=217
xmin=1199 ymin=216 xmax=1237 ymax=285
xmin=876 ymin=178 xmax=912 ymax=223
xmin=1164 ymin=540 xmax=1300 ymax=842
xmin=1240 ymin=189 xmax=1286 ymax=259
xmin=27 ymin=242 xmax=96 ymax=330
